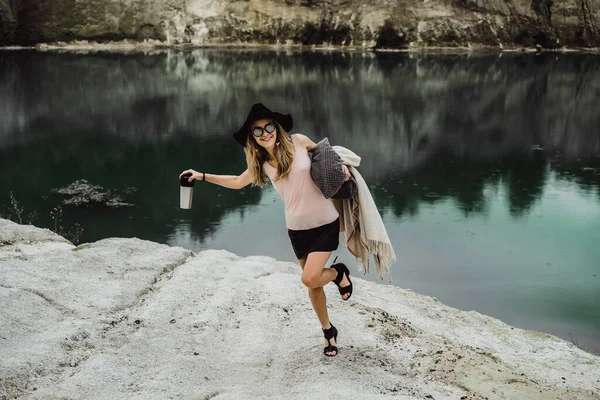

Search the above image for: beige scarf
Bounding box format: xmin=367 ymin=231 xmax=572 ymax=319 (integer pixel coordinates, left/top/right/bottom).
xmin=331 ymin=146 xmax=396 ymax=282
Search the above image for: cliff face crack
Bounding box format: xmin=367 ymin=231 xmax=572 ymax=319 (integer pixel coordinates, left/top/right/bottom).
xmin=98 ymin=253 xmax=194 ymax=342
xmin=0 ymin=0 xmax=19 ymax=43
xmin=581 ymin=0 xmax=600 ymax=46
xmin=532 ymin=0 xmax=553 ymax=24
xmin=0 ymin=284 xmax=78 ymax=316
xmin=107 ymin=252 xmax=194 ymax=315
xmin=20 ymin=287 xmax=78 ymax=316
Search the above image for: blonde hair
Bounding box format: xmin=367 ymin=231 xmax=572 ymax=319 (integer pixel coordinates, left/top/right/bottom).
xmin=244 ymin=122 xmax=294 ymax=187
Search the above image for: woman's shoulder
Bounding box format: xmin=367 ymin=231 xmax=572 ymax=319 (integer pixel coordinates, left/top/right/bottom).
xmin=291 ymin=133 xmax=317 ymax=151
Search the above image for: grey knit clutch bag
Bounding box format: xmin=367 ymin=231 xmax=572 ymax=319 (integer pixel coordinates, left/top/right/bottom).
xmin=310 ymin=138 xmax=357 ymax=199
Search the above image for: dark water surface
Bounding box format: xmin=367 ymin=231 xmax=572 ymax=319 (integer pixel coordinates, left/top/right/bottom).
xmin=1 ymin=49 xmax=599 ymax=355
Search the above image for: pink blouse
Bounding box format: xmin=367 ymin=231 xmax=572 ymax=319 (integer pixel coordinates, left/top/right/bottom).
xmin=264 ymin=135 xmax=339 ymax=230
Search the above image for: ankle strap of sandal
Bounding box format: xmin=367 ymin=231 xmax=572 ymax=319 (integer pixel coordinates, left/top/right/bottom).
xmin=322 ymin=324 xmax=336 ymax=339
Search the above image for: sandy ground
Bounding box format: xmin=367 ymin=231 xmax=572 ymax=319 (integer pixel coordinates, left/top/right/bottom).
xmin=1 ymin=218 xmax=599 ymax=399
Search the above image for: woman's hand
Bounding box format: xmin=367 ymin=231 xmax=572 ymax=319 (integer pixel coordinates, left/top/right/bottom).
xmin=342 ymin=165 xmax=351 ymax=181
xmin=179 ymin=169 xmax=203 ymax=182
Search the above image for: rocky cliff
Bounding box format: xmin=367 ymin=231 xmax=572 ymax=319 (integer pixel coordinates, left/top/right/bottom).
xmin=0 ymin=0 xmax=17 ymax=43
xmin=1 ymin=0 xmax=600 ymax=48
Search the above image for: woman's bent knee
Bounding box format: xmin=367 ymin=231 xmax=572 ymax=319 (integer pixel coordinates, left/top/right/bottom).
xmin=301 ymin=273 xmax=320 ymax=288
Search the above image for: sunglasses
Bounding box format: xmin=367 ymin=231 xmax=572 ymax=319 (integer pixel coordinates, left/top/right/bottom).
xmin=252 ymin=122 xmax=276 ymax=137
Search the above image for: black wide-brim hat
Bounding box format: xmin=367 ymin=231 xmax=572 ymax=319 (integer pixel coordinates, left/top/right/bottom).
xmin=233 ymin=103 xmax=293 ymax=147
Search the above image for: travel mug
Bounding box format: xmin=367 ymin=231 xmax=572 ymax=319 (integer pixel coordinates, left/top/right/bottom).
xmin=180 ymin=174 xmax=194 ymax=209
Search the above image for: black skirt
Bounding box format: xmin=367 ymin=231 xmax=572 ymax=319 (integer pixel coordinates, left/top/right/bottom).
xmin=287 ymin=218 xmax=340 ymax=260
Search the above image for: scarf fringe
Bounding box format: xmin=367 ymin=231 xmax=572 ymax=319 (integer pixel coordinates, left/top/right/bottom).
xmin=363 ymin=239 xmax=395 ymax=282
xmin=338 ymin=231 xmax=395 ymax=282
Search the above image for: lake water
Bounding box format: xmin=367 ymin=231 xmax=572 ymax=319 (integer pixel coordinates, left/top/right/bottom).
xmin=1 ymin=49 xmax=599 ymax=355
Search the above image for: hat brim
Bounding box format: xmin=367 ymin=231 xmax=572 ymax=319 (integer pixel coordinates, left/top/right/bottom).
xmin=233 ymin=112 xmax=293 ymax=147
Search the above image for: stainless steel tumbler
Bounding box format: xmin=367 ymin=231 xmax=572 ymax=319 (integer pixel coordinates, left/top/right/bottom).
xmin=180 ymin=174 xmax=194 ymax=209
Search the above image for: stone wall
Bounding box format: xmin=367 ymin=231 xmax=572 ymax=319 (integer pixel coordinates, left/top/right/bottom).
xmin=1 ymin=0 xmax=600 ymax=47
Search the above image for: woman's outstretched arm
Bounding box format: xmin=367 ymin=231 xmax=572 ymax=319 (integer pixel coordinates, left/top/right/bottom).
xmin=179 ymin=168 xmax=253 ymax=190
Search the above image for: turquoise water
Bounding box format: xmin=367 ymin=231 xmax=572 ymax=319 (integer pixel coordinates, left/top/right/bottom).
xmin=1 ymin=49 xmax=599 ymax=354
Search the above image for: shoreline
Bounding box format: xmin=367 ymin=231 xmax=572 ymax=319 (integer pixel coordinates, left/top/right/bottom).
xmin=1 ymin=39 xmax=600 ymax=54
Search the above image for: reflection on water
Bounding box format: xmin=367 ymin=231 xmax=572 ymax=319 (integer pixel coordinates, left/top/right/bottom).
xmin=1 ymin=49 xmax=599 ymax=354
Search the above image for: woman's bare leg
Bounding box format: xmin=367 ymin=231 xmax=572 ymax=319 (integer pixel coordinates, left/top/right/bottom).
xmin=299 ymin=251 xmax=338 ymax=356
xmin=301 ymin=251 xmax=351 ymax=298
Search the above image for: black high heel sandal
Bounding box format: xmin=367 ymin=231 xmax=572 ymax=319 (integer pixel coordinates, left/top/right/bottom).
xmin=331 ymin=257 xmax=353 ymax=301
xmin=322 ymin=324 xmax=338 ymax=357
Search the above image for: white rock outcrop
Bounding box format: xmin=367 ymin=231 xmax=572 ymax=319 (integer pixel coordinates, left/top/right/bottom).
xmin=0 ymin=218 xmax=599 ymax=399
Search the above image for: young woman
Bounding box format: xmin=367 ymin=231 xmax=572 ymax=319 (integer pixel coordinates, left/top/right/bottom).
xmin=179 ymin=103 xmax=353 ymax=356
